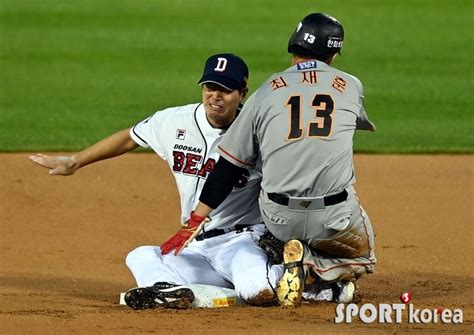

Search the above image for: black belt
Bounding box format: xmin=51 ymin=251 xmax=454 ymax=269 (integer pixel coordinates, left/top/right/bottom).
xmin=267 ymin=189 xmax=348 ymax=207
xmin=195 ymin=224 xmax=253 ymax=241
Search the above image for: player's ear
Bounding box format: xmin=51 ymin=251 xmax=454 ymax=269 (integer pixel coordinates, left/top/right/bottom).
xmin=240 ymin=87 xmax=249 ymax=100
xmin=328 ymin=53 xmax=338 ymax=65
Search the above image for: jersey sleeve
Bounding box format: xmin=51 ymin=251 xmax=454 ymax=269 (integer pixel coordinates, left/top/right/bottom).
xmin=349 ymin=75 xmax=376 ymax=132
xmin=218 ymin=93 xmax=258 ymax=168
xmin=129 ymin=111 xmax=167 ymax=159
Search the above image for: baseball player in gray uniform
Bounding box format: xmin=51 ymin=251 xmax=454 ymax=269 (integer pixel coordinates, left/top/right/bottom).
xmin=164 ymin=13 xmax=376 ymax=306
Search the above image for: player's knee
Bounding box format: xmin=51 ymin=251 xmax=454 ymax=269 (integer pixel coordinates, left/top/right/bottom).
xmin=245 ymin=288 xmax=276 ymax=306
xmin=125 ymin=246 xmax=156 ymax=269
xmin=234 ymin=276 xmax=275 ymax=305
xmin=232 ymin=262 xmax=282 ymax=305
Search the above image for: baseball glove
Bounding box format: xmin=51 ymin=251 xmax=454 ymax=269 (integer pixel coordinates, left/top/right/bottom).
xmin=258 ymin=229 xmax=285 ymax=264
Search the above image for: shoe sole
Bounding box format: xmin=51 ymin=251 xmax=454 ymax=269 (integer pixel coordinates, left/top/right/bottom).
xmin=277 ymin=240 xmax=305 ymax=306
xmin=124 ymin=286 xmax=194 ymax=310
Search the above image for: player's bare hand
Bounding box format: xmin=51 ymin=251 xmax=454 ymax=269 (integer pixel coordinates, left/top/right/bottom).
xmin=161 ymin=212 xmax=209 ymax=256
xmin=29 ymin=153 xmax=78 ymax=176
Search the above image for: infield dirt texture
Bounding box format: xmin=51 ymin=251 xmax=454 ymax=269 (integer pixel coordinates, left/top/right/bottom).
xmin=1 ymin=154 xmax=473 ymax=334
xmin=1 ymin=0 xmax=473 ymax=334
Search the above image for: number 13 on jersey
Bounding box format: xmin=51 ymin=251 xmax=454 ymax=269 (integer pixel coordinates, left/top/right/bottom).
xmin=286 ymin=94 xmax=334 ymax=140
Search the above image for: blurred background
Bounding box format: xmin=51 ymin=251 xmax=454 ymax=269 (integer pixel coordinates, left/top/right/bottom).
xmin=1 ymin=0 xmax=472 ymax=152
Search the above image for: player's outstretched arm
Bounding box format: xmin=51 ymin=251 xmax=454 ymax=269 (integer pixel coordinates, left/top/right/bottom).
xmin=29 ymin=128 xmax=139 ymax=175
xmin=29 ymin=153 xmax=79 ymax=176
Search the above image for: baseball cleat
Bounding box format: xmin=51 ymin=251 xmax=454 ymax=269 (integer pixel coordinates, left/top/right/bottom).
xmin=124 ymin=282 xmax=194 ymax=310
xmin=277 ymin=239 xmax=305 ymax=306
xmin=332 ymin=281 xmax=358 ymax=303
xmin=302 ymin=282 xmax=334 ymax=302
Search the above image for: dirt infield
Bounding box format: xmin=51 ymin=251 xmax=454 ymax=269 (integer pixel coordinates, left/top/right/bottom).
xmin=1 ymin=153 xmax=473 ymax=334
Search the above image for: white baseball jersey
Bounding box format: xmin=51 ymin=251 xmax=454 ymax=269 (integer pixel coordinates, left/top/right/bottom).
xmin=126 ymin=102 xmax=283 ymax=301
xmin=129 ymin=102 xmax=262 ymax=231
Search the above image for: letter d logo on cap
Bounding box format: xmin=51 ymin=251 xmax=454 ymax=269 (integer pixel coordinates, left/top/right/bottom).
xmin=214 ymin=57 xmax=227 ymax=72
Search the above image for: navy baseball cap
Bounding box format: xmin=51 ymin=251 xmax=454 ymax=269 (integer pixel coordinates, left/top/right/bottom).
xmin=198 ymin=53 xmax=249 ymax=91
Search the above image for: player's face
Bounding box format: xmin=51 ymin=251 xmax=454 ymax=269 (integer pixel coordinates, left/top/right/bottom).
xmin=202 ymin=83 xmax=246 ymax=128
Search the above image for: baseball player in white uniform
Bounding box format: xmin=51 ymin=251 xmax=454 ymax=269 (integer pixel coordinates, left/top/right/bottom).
xmin=30 ymin=53 xmax=283 ymax=309
xmin=163 ymin=14 xmax=376 ymax=306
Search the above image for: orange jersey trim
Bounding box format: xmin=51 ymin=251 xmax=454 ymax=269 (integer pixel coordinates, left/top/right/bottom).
xmin=218 ymin=145 xmax=255 ymax=167
xmin=308 ymin=261 xmax=375 ymax=274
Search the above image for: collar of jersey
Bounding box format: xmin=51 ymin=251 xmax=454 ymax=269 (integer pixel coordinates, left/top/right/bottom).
xmin=291 ymin=59 xmax=330 ymax=71
xmin=195 ymin=103 xmax=226 ymax=139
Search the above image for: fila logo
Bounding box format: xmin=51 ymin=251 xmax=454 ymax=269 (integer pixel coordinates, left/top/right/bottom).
xmin=214 ymin=57 xmax=227 ymax=72
xmin=176 ymin=129 xmax=186 ymax=140
xmin=300 ymin=201 xmax=312 ymax=208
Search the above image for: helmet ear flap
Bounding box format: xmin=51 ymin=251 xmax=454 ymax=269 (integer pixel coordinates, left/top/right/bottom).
xmin=288 ymin=13 xmax=344 ymax=59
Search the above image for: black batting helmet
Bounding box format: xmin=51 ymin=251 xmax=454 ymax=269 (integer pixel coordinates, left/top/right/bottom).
xmin=288 ymin=13 xmax=344 ymax=58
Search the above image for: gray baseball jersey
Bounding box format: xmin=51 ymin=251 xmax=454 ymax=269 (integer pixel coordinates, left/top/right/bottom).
xmin=218 ymin=60 xmax=375 ymax=197
xmin=217 ymin=59 xmax=376 ymax=283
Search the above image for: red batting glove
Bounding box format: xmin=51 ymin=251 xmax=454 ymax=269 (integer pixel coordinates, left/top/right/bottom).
xmin=160 ymin=212 xmax=207 ymax=256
